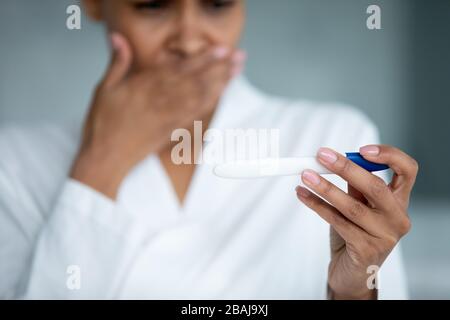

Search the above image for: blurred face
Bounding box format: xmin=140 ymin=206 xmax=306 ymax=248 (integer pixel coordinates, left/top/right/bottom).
xmin=83 ymin=0 xmax=245 ymax=71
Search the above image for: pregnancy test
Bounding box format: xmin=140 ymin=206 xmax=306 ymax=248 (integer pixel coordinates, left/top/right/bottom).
xmin=213 ymin=152 xmax=389 ymax=179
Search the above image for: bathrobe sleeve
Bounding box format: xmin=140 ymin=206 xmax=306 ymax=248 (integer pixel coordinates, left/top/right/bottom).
xmin=0 ymin=167 xmax=146 ymax=299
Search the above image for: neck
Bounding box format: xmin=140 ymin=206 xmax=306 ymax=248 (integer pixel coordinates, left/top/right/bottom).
xmin=161 ymin=105 xmax=217 ymax=158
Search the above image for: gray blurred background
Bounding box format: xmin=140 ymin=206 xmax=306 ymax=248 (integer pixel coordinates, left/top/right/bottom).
xmin=0 ymin=0 xmax=449 ymax=299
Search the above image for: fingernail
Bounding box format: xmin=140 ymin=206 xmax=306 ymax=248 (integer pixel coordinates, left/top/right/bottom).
xmin=110 ymin=33 xmax=121 ymax=50
xmin=360 ymin=145 xmax=380 ymax=156
xmin=318 ymin=148 xmax=338 ymax=164
xmin=232 ymin=51 xmax=247 ymax=63
xmin=213 ymin=46 xmax=229 ymax=59
xmin=296 ymin=186 xmax=311 ymax=198
xmin=302 ymin=170 xmax=321 ymax=186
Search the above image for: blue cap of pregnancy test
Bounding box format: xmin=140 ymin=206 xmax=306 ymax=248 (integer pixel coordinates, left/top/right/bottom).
xmin=345 ymin=152 xmax=389 ymax=172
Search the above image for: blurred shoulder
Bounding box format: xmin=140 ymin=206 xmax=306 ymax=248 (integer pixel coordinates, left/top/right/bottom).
xmin=0 ymin=121 xmax=80 ymax=176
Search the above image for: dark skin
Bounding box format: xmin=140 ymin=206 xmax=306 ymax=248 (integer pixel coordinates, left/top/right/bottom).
xmin=296 ymin=146 xmax=417 ymax=299
xmin=77 ymin=0 xmax=246 ymax=202
xmin=75 ymin=0 xmax=418 ymax=299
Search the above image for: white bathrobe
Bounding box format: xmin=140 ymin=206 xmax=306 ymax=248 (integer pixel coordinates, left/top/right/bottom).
xmin=0 ymin=77 xmax=407 ymax=299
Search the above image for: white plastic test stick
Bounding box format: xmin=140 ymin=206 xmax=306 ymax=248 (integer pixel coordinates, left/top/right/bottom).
xmin=213 ymin=157 xmax=332 ymax=179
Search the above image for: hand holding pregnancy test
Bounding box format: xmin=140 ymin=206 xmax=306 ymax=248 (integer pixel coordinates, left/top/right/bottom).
xmin=216 ymin=145 xmax=418 ymax=299
xmin=214 ymin=151 xmax=389 ymax=179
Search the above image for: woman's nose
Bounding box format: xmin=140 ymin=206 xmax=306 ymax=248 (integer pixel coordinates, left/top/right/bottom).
xmin=168 ymin=32 xmax=207 ymax=59
xmin=167 ymin=9 xmax=210 ymax=58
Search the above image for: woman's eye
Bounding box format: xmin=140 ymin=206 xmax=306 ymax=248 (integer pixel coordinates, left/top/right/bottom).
xmin=133 ymin=0 xmax=235 ymax=13
xmin=205 ymin=0 xmax=235 ymax=10
xmin=134 ymin=0 xmax=167 ymax=10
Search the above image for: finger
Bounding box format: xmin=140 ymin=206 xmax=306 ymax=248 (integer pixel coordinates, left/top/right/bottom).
xmin=177 ymin=46 xmax=232 ymax=74
xmin=301 ymin=170 xmax=384 ymax=237
xmin=348 ymin=184 xmax=368 ymax=205
xmin=295 ymin=186 xmax=367 ymax=244
xmin=190 ymin=56 xmax=236 ymax=115
xmin=138 ymin=48 xmax=244 ymax=92
xmin=359 ymin=145 xmax=419 ymax=204
xmin=316 ymin=147 xmax=396 ymax=212
xmin=101 ymin=32 xmax=133 ymax=89
xmin=202 ymin=57 xmax=234 ymax=87
xmin=174 ymin=56 xmax=233 ymax=110
xmin=184 ymin=48 xmax=246 ymax=75
xmin=136 ymin=47 xmax=237 ymax=92
xmin=199 ymin=50 xmax=246 ymax=85
xmin=230 ymin=51 xmax=247 ymax=78
xmin=153 ymin=64 xmax=232 ymax=131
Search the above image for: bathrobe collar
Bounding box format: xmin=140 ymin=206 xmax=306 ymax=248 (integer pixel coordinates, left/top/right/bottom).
xmin=117 ymin=76 xmax=264 ymax=228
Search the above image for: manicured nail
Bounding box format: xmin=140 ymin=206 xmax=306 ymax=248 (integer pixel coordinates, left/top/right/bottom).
xmin=232 ymin=50 xmax=247 ymax=64
xmin=296 ymin=186 xmax=311 ymax=198
xmin=110 ymin=33 xmax=121 ymax=50
xmin=318 ymin=148 xmax=338 ymax=164
xmin=302 ymin=170 xmax=321 ymax=186
xmin=360 ymin=145 xmax=380 ymax=156
xmin=213 ymin=46 xmax=229 ymax=59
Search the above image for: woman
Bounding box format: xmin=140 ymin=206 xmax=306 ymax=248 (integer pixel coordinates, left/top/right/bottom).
xmin=0 ymin=0 xmax=418 ymax=299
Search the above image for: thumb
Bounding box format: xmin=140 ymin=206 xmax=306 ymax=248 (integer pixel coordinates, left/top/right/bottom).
xmin=102 ymin=32 xmax=132 ymax=88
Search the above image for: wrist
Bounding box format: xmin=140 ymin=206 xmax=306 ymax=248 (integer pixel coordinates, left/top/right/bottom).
xmin=70 ymin=146 xmax=131 ymax=200
xmin=328 ymin=284 xmax=377 ymax=300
